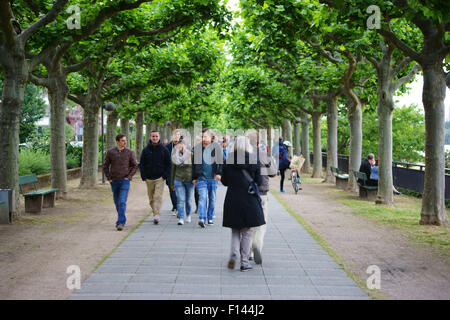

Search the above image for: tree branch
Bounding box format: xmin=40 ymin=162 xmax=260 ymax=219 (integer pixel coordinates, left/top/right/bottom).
xmin=29 ymin=73 xmax=51 ymax=87
xmin=394 ymin=64 xmax=421 ymax=91
xmin=20 ymin=0 xmax=69 ymax=42
xmin=378 ymin=29 xmax=422 ymax=63
xmin=0 ymin=1 xmax=16 ymax=49
xmin=63 ymin=56 xmax=92 ymax=74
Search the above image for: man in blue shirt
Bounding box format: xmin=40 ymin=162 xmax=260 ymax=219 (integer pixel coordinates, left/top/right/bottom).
xmin=192 ymin=128 xmax=223 ymax=228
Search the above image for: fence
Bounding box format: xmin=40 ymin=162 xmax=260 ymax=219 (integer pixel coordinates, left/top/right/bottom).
xmin=310 ymin=152 xmax=450 ymax=199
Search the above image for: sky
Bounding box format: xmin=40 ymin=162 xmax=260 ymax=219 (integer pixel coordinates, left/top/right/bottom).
xmin=224 ymin=0 xmax=450 ymax=119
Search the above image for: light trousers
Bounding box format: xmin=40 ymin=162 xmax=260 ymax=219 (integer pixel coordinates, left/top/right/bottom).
xmin=251 ymin=194 xmax=268 ymax=254
xmin=231 ymin=228 xmax=254 ymax=266
xmin=145 ymin=177 xmax=165 ymax=218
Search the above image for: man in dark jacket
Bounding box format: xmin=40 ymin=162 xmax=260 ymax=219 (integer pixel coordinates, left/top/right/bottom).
xmin=359 ymin=153 xmax=378 ymax=187
xmin=140 ymin=131 xmax=171 ymax=224
xmin=192 ymin=128 xmax=223 ymax=227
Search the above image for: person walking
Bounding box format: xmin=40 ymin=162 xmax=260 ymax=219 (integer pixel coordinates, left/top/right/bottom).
xmin=221 ymin=136 xmax=265 ymax=272
xmin=140 ymin=130 xmax=171 ymax=225
xmin=170 ymin=141 xmax=194 ymax=225
xmin=103 ymin=134 xmax=138 ymax=231
xmin=192 ymin=128 xmax=223 ymax=228
xmin=279 ymin=140 xmax=291 ymax=193
xmin=250 ymin=140 xmax=277 ymax=264
xmin=166 ymin=130 xmax=181 ymax=215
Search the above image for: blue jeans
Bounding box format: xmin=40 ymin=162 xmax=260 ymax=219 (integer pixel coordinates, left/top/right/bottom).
xmin=110 ymin=179 xmax=130 ymax=226
xmin=196 ymin=179 xmax=218 ymax=221
xmin=174 ymin=179 xmax=194 ymax=220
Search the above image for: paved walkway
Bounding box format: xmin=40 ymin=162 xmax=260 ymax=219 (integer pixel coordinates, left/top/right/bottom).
xmin=69 ymin=183 xmax=369 ymax=300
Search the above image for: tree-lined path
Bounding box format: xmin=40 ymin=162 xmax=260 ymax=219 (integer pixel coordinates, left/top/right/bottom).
xmin=69 ymin=181 xmax=368 ymax=300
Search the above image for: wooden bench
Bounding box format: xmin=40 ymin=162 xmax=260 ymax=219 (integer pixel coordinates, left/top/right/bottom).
xmin=19 ymin=174 xmax=59 ymax=213
xmin=330 ymin=166 xmax=349 ymax=190
xmin=353 ymin=171 xmax=378 ymax=201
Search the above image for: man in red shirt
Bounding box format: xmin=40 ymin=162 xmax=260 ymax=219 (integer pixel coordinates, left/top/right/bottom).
xmin=103 ymin=134 xmax=138 ymax=230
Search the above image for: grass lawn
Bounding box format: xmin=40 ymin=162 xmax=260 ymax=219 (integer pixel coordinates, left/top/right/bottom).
xmin=324 ymin=183 xmax=450 ymax=265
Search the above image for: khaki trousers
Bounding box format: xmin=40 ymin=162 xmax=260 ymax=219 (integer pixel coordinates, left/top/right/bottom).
xmin=251 ymin=194 xmax=268 ymax=254
xmin=145 ymin=177 xmax=165 ymax=218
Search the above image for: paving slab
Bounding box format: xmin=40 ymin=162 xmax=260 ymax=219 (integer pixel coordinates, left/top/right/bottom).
xmin=68 ymin=183 xmax=369 ymax=300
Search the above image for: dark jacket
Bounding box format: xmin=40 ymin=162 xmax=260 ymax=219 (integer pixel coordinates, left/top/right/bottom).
xmin=139 ymin=141 xmax=170 ymax=181
xmin=278 ymin=144 xmax=290 ymax=171
xmin=359 ymin=159 xmax=377 ymax=186
xmin=221 ymin=152 xmax=266 ymax=229
xmin=192 ymin=142 xmax=223 ymax=180
xmin=103 ymin=147 xmax=138 ymax=181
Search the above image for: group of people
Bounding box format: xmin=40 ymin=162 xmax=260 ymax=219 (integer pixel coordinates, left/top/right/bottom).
xmin=358 ymin=153 xmax=401 ymax=195
xmin=103 ymin=129 xmax=278 ymax=272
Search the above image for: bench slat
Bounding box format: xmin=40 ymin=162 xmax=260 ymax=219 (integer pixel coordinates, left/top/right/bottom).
xmin=19 ymin=174 xmax=39 ymax=185
xmin=23 ymin=188 xmax=59 ymax=197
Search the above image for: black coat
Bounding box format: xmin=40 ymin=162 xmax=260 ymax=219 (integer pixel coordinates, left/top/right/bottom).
xmin=140 ymin=141 xmax=170 ymax=180
xmin=221 ymin=152 xmax=266 ymax=229
xmin=359 ymin=159 xmax=377 ymax=186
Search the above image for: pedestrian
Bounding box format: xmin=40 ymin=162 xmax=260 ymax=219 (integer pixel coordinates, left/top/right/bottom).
xmin=250 ymin=138 xmax=277 ymax=264
xmin=166 ymin=130 xmax=181 ymax=215
xmin=279 ymin=140 xmax=291 ymax=193
xmin=221 ymin=136 xmax=265 ymax=272
xmin=192 ymin=128 xmax=223 ymax=228
xmin=140 ymin=131 xmax=171 ymax=224
xmin=170 ymin=141 xmax=194 ymax=225
xmin=103 ymin=134 xmax=138 ymax=231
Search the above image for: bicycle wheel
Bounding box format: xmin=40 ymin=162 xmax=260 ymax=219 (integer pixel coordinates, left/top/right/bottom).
xmin=291 ymin=172 xmax=298 ymax=194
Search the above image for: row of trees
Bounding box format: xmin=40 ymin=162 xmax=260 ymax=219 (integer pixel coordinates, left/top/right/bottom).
xmin=1 ymin=1 xmax=448 ymax=227
xmin=216 ymin=0 xmax=449 ymax=226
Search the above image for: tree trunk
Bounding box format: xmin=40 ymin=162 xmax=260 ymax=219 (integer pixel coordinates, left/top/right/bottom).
xmin=282 ymin=118 xmax=293 ymax=158
xmin=135 ymin=111 xmax=144 ymax=160
xmin=325 ymin=95 xmax=338 ymax=183
xmin=347 ymin=100 xmax=362 ymax=192
xmin=80 ymin=104 xmax=100 ymax=188
xmin=267 ymin=126 xmax=273 ymax=155
xmin=106 ymin=110 xmax=119 ymax=151
xmin=420 ymin=62 xmax=447 ymax=225
xmin=375 ymin=56 xmax=395 ymax=206
xmin=47 ymin=73 xmax=69 ymax=199
xmin=120 ymin=118 xmax=130 ymax=138
xmin=293 ymin=121 xmax=301 ymax=156
xmin=311 ymin=112 xmax=323 ymax=178
xmin=300 ymin=112 xmax=311 ymax=174
xmin=0 ymin=55 xmax=27 ymax=217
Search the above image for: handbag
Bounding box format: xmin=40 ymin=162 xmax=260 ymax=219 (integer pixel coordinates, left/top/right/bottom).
xmin=241 ymin=169 xmax=264 ymax=209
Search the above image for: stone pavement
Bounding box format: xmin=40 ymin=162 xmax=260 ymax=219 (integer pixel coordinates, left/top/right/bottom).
xmin=69 ymin=183 xmax=369 ymax=300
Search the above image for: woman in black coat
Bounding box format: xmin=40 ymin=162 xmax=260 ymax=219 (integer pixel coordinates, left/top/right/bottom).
xmin=221 ymin=136 xmax=266 ymax=272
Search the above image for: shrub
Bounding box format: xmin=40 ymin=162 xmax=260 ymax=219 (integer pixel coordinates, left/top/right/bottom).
xmin=19 ymin=149 xmax=51 ymax=176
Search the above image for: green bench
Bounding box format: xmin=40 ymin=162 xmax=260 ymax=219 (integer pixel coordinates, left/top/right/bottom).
xmin=353 ymin=171 xmax=378 ymax=201
xmin=330 ymin=166 xmax=349 ymax=189
xmin=19 ymin=174 xmax=59 ymax=213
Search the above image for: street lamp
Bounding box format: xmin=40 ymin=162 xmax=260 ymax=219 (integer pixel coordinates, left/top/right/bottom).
xmin=101 ymin=102 xmax=115 ymax=184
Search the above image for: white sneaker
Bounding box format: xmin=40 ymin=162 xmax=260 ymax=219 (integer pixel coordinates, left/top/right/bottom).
xmin=185 ymin=215 xmax=191 ymax=223
xmin=177 ymin=219 xmax=184 ymax=225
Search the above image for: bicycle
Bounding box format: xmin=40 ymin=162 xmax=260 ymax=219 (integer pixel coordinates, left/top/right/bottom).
xmin=291 ymin=168 xmax=302 ymax=194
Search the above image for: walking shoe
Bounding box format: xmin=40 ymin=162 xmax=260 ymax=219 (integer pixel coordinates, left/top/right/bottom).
xmin=228 ymin=254 xmax=237 ymax=269
xmin=280 ymin=190 xmax=285 ymax=193
xmin=177 ymin=219 xmax=184 ymax=225
xmin=172 ymin=208 xmax=177 ymax=216
xmin=153 ymin=218 xmax=160 ymax=225
xmin=240 ymin=265 xmax=253 ymax=272
xmin=253 ymin=247 xmax=262 ymax=265
xmin=185 ymin=215 xmax=191 ymax=223
xmin=116 ymin=224 xmax=124 ymax=231
xmin=207 ymin=220 xmax=214 ymax=225
xmin=198 ymin=220 xmax=205 ymax=228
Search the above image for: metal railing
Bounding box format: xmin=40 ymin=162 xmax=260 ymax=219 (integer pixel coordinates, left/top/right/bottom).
xmin=310 ymin=152 xmax=450 ymax=199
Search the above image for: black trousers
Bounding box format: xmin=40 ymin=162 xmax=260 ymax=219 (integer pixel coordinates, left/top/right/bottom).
xmin=280 ymin=168 xmax=287 ymax=191
xmin=166 ymin=178 xmax=177 ymax=209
